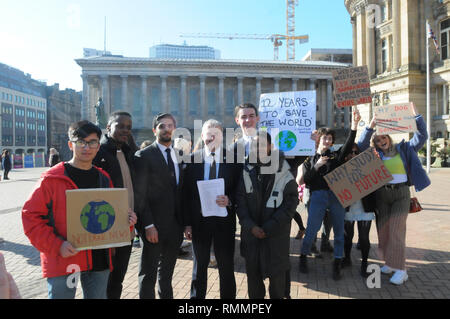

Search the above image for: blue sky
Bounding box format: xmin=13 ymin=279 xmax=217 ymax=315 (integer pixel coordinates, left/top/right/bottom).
xmin=0 ymin=0 xmax=352 ymax=91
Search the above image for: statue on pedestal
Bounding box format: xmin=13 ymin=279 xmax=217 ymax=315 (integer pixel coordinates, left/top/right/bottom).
xmin=94 ymin=97 xmax=107 ymax=129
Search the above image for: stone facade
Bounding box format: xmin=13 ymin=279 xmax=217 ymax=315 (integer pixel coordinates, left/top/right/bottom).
xmin=345 ymin=0 xmax=450 ymax=140
xmin=75 ymin=56 xmax=352 ymax=144
xmin=46 ymin=84 xmax=82 ymax=161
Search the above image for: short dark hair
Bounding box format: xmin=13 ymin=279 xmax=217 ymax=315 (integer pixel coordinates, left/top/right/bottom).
xmin=68 ymin=120 xmax=102 ymax=141
xmin=107 ymin=111 xmax=132 ymax=126
xmin=234 ymin=103 xmax=258 ymax=118
xmin=316 ymin=127 xmax=335 ymax=148
xmin=152 ymin=113 xmax=176 ymax=129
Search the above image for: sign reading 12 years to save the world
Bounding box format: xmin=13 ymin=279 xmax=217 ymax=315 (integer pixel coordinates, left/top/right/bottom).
xmin=258 ymin=90 xmax=316 ymax=156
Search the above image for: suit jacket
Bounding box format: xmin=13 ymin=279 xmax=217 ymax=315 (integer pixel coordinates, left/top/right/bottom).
xmin=183 ymin=148 xmax=241 ymax=232
xmin=134 ymin=142 xmax=184 ymax=235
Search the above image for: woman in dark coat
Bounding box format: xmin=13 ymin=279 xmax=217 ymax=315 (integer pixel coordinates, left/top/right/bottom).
xmin=1 ymin=150 xmax=12 ymax=180
xmin=48 ymin=148 xmax=60 ymax=167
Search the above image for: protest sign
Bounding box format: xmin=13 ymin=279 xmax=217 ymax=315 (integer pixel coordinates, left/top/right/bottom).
xmin=258 ymin=90 xmax=316 ymax=156
xmin=374 ymin=102 xmax=417 ymax=135
xmin=324 ymin=148 xmax=393 ymax=208
xmin=332 ymin=66 xmax=372 ymax=108
xmin=66 ymin=188 xmax=131 ymax=250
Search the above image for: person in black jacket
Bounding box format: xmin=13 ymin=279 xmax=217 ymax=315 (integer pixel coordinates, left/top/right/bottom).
xmin=236 ymin=131 xmax=298 ymax=299
xmin=299 ymin=109 xmax=361 ymax=280
xmin=341 ymin=143 xmax=376 ymax=278
xmin=92 ymin=111 xmax=138 ymax=299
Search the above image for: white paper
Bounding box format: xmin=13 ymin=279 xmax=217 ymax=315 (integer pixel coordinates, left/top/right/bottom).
xmin=196 ymin=178 xmax=228 ymax=217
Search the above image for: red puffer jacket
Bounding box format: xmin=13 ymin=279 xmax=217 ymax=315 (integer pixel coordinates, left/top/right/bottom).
xmin=22 ymin=162 xmax=114 ymax=278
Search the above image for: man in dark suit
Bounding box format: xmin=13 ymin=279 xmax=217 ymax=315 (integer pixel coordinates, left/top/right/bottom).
xmin=183 ymin=119 xmax=240 ymax=299
xmin=134 ymin=113 xmax=184 ymax=299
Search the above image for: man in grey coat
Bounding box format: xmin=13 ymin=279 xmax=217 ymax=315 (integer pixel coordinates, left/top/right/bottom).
xmin=236 ymin=131 xmax=299 ymax=299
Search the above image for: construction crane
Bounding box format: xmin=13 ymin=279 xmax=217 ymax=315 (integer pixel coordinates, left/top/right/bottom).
xmin=179 ymin=0 xmax=308 ymax=61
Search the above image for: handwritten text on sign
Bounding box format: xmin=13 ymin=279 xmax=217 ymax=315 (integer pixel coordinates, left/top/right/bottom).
xmin=259 ymin=90 xmax=316 ymax=156
xmin=374 ymin=103 xmax=417 ymax=135
xmin=324 ymin=148 xmax=393 ymax=208
xmin=332 ymin=66 xmax=372 ymax=108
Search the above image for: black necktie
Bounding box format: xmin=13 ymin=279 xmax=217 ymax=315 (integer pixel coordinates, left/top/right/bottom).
xmin=165 ymin=148 xmax=177 ymax=185
xmin=209 ymin=152 xmax=216 ymax=180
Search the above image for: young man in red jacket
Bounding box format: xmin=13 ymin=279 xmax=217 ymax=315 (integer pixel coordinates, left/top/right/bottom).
xmin=22 ymin=120 xmax=136 ymax=299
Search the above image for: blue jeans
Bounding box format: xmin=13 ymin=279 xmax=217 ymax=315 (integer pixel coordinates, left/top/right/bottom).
xmin=301 ymin=190 xmax=345 ymax=258
xmin=47 ymin=269 xmax=110 ymax=299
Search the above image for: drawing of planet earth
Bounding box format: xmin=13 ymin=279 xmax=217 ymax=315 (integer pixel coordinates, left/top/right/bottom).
xmin=80 ymin=200 xmax=116 ymax=234
xmin=276 ymin=130 xmax=297 ymax=152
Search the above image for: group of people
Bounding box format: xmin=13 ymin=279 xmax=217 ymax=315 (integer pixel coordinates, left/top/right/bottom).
xmin=19 ymin=101 xmax=430 ymax=299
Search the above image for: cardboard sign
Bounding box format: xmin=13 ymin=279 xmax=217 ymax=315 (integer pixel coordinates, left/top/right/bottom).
xmin=66 ymin=188 xmax=130 ymax=250
xmin=332 ymin=66 xmax=372 ymax=108
xmin=258 ymin=90 xmax=316 ymax=156
xmin=324 ymin=148 xmax=393 ymax=208
xmin=374 ymin=102 xmax=417 ymax=135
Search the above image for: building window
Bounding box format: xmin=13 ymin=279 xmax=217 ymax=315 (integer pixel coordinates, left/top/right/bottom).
xmin=381 ymin=3 xmax=387 ymax=22
xmin=151 ymin=87 xmax=161 ymax=114
xmin=381 ymin=39 xmax=388 ymax=72
xmin=169 ymin=88 xmax=180 ymax=115
xmin=188 ymin=88 xmax=199 ymax=115
xmin=225 ymin=88 xmax=236 ymax=116
xmin=207 ymin=88 xmax=216 ymax=115
xmin=441 ymin=19 xmax=450 ymax=60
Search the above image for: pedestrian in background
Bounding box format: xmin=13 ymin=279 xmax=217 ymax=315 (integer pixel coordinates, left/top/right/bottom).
xmin=1 ymin=150 xmax=12 ymax=180
xmin=48 ymin=148 xmax=60 ymax=167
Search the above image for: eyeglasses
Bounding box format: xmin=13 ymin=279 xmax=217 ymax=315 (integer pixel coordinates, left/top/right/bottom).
xmin=71 ymin=139 xmax=99 ymax=149
xmin=350 ymin=150 xmax=359 ymax=155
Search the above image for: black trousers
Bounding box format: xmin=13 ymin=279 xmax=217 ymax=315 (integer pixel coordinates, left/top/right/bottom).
xmin=190 ymin=222 xmax=236 ymax=299
xmin=344 ymin=220 xmax=372 ymax=261
xmin=246 ymin=262 xmax=286 ymax=299
xmin=107 ymin=241 xmax=133 ymax=299
xmin=138 ymin=229 xmax=183 ymax=299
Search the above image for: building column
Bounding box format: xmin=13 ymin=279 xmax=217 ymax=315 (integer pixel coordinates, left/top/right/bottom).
xmin=291 ymin=78 xmax=298 ymax=91
xmin=344 ymin=106 xmax=350 ymax=129
xmin=120 ymin=75 xmax=128 ymax=111
xmin=255 ymin=77 xmax=262 ymax=106
xmin=365 ymin=8 xmax=375 ymax=77
xmin=199 ymin=76 xmax=206 ymax=119
xmin=101 ymin=75 xmax=110 ymax=115
xmin=180 ymin=75 xmax=187 ymax=127
xmin=237 ymin=77 xmax=244 ymax=104
xmin=327 ymin=79 xmax=333 ymax=127
xmin=321 ymin=80 xmax=327 ymax=126
xmin=391 ymin=0 xmax=401 ymax=71
xmin=81 ymin=74 xmax=90 ymax=120
xmin=355 ymin=7 xmax=366 ymax=67
xmin=351 ymin=16 xmax=357 ymax=65
xmin=218 ymin=76 xmax=225 ymax=118
xmin=141 ymin=75 xmax=148 ymax=127
xmin=274 ymin=77 xmax=280 ymax=92
xmin=444 ymin=84 xmax=448 ymax=116
xmin=161 ymin=75 xmax=168 ymax=113
xmin=309 ymin=78 xmax=316 ymax=91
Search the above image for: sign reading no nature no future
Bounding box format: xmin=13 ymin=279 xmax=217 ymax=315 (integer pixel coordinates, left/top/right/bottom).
xmin=324 ymin=148 xmax=393 ymax=208
xmin=332 ymin=66 xmax=372 ymax=108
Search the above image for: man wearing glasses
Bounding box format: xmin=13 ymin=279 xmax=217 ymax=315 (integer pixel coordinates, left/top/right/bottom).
xmin=22 ymin=120 xmax=136 ymax=299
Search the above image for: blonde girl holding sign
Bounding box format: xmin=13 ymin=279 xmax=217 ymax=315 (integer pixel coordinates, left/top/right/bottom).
xmin=357 ymin=104 xmax=430 ymax=285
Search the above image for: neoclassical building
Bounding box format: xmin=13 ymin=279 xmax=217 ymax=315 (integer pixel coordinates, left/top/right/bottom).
xmin=345 ymin=0 xmax=450 ymax=139
xmin=75 ymin=55 xmax=352 ymax=143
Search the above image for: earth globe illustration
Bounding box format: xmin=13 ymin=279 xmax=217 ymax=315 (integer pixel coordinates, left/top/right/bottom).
xmin=276 ymin=130 xmax=297 ymax=152
xmin=80 ymin=200 xmax=116 ymax=234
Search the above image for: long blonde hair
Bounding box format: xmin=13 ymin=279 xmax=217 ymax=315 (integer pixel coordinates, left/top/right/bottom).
xmin=370 ymin=133 xmax=397 ymax=155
